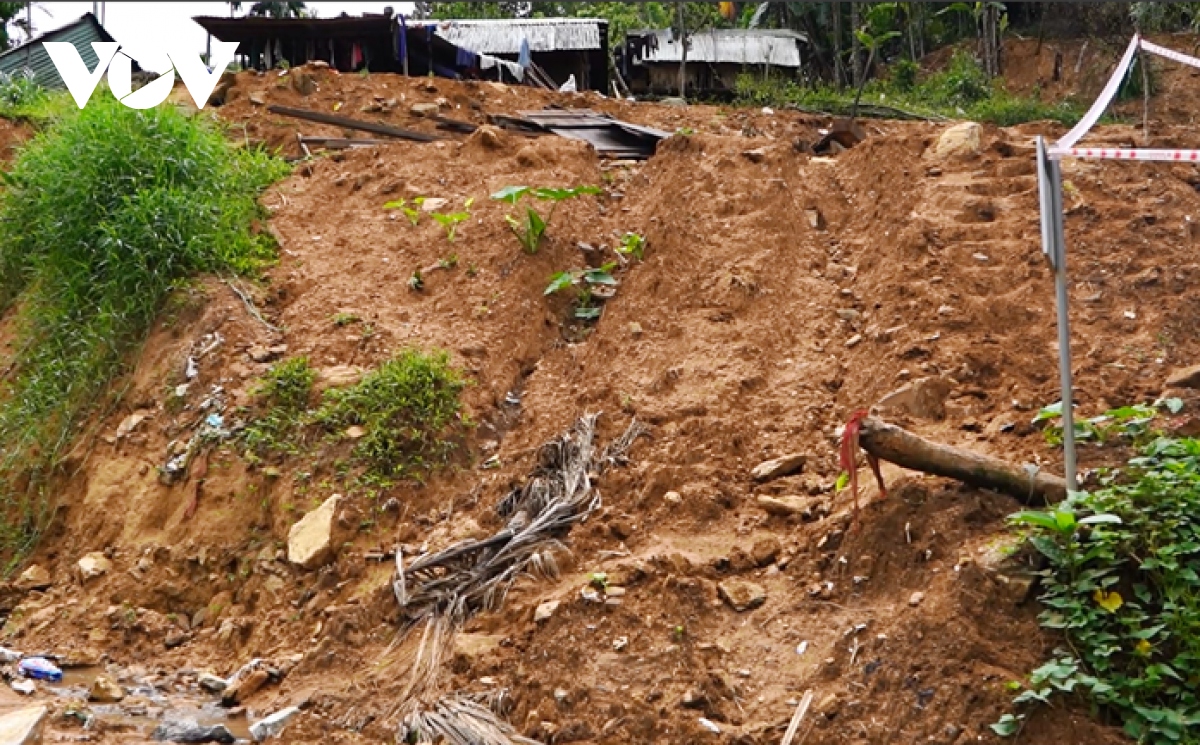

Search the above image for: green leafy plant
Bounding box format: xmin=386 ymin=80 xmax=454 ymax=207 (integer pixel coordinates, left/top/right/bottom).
xmin=243 ymin=357 xmax=316 ymax=456
xmin=408 ymin=270 xmax=424 ymax=291
xmin=332 ymin=312 xmax=360 ymax=327
xmin=1033 ymin=399 xmax=1181 ymax=446
xmin=315 ymin=349 xmax=467 ymax=478
xmin=616 ymin=232 xmax=646 ymax=261
xmin=491 ymin=185 xmax=600 ymax=255
xmin=431 ymin=197 xmax=473 ymax=242
xmin=998 ymin=433 xmax=1200 ymax=743
xmin=0 ymin=95 xmax=286 ymax=568
xmin=384 ymin=197 xmax=423 ymax=226
xmin=545 ymin=263 xmax=617 ymax=321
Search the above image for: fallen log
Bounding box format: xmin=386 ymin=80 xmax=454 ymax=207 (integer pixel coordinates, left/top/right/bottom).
xmin=266 ymin=104 xmax=441 ymax=142
xmin=858 ymin=416 xmax=1067 ymax=505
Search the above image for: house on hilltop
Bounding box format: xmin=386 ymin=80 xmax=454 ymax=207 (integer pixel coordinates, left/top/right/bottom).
xmin=621 ymin=28 xmax=808 ymax=96
xmin=430 ymin=17 xmax=609 ymax=92
xmin=0 ymin=12 xmax=135 ymax=90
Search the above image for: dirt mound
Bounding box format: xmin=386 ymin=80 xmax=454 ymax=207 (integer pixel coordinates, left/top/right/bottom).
xmin=10 ymin=64 xmax=1200 ymax=742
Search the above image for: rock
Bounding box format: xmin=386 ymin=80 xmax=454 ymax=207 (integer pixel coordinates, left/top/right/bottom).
xmin=0 ymin=705 xmax=47 ymax=744
xmin=165 ymin=631 xmax=190 ymax=649
xmin=756 ymin=494 xmax=819 ymax=518
xmin=315 ymin=365 xmax=363 ymax=392
xmin=609 ymin=518 xmax=635 ymax=540
xmin=198 ymin=672 xmax=227 ymax=694
xmin=89 ymin=674 xmax=125 ymax=703
xmin=908 ymin=591 xmax=925 ymax=607
xmin=750 ymin=453 xmax=806 ymax=482
xmin=248 ymin=92 xmax=265 ymax=106
xmin=877 ymin=376 xmax=952 ymax=420
xmin=10 ymin=679 xmax=35 ymax=695
xmin=15 ymin=565 xmax=51 ymax=592
xmin=419 ymin=197 xmax=448 ymax=212
xmin=222 ymin=669 xmax=269 ymax=706
xmin=453 ymin=633 xmax=504 ymax=663
xmin=152 ymin=719 xmax=236 ymax=743
xmin=116 ymin=410 xmax=150 ymax=438
xmin=291 ymin=72 xmax=316 ymax=96
xmin=534 ymin=600 xmax=559 ymax=623
xmin=742 ymin=148 xmax=766 ymax=164
xmin=344 ymin=425 xmax=366 ymax=439
xmin=1166 ymin=363 xmax=1200 ymax=389
xmin=249 ymin=706 xmax=301 ymax=741
xmin=806 ymin=208 xmax=826 ymax=230
xmin=750 ymin=536 xmax=781 ymax=567
xmin=410 ymin=102 xmax=440 ymax=117
xmin=932 ymin=121 xmax=982 ymax=159
xmin=78 ymin=552 xmax=112 ymax=582
xmin=845 ymin=334 xmax=863 ymax=348
xmin=287 ymin=494 xmax=343 ymax=570
xmin=476 ymin=125 xmax=504 ymax=149
xmin=717 ymin=579 xmax=766 ymax=612
xmin=680 ymin=689 xmax=707 ymax=709
xmin=664 ymin=490 xmax=682 ymax=504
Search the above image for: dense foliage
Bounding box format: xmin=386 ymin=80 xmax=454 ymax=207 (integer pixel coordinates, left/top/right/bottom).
xmin=0 ymin=97 xmax=287 ymax=567
xmin=1000 ymin=427 xmax=1200 ymax=743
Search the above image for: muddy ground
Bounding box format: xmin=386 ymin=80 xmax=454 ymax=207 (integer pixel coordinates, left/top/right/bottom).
xmin=3 ymin=35 xmax=1200 ymax=743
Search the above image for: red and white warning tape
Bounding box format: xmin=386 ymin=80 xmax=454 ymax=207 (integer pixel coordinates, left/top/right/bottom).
xmin=1050 ymin=35 xmax=1200 ymax=161
xmin=1056 ymin=147 xmax=1200 ymax=162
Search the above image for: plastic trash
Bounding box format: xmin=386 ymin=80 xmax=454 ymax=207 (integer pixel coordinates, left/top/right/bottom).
xmin=559 ymin=74 xmax=577 ymax=93
xmin=18 ymin=656 xmax=62 ymax=682
xmin=10 ymin=678 xmax=35 ymax=695
xmin=249 ymin=706 xmax=301 ymax=741
xmin=0 ymin=646 xmax=22 ymax=663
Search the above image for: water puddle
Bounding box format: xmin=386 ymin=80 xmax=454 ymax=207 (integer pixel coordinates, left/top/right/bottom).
xmin=41 ymin=666 xmax=252 ymax=740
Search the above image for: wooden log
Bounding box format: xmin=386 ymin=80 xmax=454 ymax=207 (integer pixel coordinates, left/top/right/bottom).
xmin=858 ymin=416 xmax=1067 ymax=505
xmin=267 ymin=104 xmax=441 ymax=142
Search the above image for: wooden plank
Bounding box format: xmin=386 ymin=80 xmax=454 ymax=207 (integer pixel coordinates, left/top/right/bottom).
xmin=267 ymin=104 xmax=442 ymax=142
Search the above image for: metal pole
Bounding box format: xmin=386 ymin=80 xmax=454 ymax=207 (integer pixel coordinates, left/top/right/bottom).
xmin=1036 ymin=137 xmax=1079 ymax=492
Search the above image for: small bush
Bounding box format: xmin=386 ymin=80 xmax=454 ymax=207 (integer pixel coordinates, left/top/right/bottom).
xmin=0 ymin=96 xmax=288 ymax=566
xmin=922 ymin=50 xmax=991 ymax=108
xmin=1002 ymin=432 xmax=1200 ymax=743
xmin=891 ymin=59 xmax=919 ymax=92
xmin=243 ymin=357 xmax=316 ymax=455
xmin=316 ymin=349 xmax=467 ymax=478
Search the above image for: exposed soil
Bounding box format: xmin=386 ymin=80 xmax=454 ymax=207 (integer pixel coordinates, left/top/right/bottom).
xmin=5 ymin=43 xmax=1200 ymax=742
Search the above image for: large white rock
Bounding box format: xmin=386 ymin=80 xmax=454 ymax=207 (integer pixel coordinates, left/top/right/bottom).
xmin=14 ymin=565 xmax=51 ymax=592
xmin=250 ymin=706 xmax=301 ymax=741
xmin=287 ymin=495 xmax=343 ymax=570
xmin=0 ymin=705 xmax=47 ymax=745
xmin=933 ymin=121 xmax=982 ymax=159
xmin=77 ymin=552 xmax=112 ymax=582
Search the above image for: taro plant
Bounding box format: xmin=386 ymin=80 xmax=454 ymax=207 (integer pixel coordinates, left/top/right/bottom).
xmin=616 ymin=232 xmax=646 ymax=261
xmin=383 ymin=196 xmax=424 ymax=226
xmin=995 ymin=432 xmax=1200 ymax=743
xmin=491 ymin=185 xmax=601 ymax=255
xmin=431 ymin=197 xmax=473 ymax=243
xmin=545 ymin=262 xmax=617 ymax=321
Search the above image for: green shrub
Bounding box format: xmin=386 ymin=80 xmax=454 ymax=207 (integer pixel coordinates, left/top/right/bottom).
xmin=922 ymin=50 xmax=991 ymax=108
xmin=891 ymin=59 xmax=919 ymax=92
xmin=1001 ymin=433 xmax=1200 ymax=743
xmin=243 ymin=357 xmax=316 ymax=455
xmin=316 ymin=349 xmax=467 ymax=478
xmin=0 ymin=96 xmax=288 ymax=566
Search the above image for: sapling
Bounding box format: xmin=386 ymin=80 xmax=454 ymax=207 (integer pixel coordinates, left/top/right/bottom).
xmin=616 ymin=232 xmax=646 ymax=261
xmin=431 ymin=197 xmax=473 ymax=243
xmin=383 ymin=197 xmax=423 ymax=226
xmin=491 ymin=184 xmax=601 ymax=255
xmin=545 ymin=262 xmax=617 ymax=320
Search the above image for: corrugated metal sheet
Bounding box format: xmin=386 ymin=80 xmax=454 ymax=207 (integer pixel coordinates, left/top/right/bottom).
xmin=433 ymin=18 xmax=605 ymax=55
xmin=635 ymin=29 xmax=806 ymax=67
xmin=0 ymin=13 xmax=113 ymax=90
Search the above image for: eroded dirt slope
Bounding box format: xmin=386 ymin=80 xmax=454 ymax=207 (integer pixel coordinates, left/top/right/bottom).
xmin=6 ymin=65 xmax=1200 ymax=744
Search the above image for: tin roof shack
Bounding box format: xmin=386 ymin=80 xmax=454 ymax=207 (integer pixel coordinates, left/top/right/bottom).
xmin=194 ymin=13 xmax=479 ymax=79
xmin=0 ymin=12 xmax=134 ymax=90
xmin=432 ymin=18 xmax=608 ymax=92
xmin=622 ymin=28 xmax=807 ymax=96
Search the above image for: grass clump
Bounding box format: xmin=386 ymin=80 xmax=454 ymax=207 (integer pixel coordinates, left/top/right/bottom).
xmin=997 ymin=429 xmax=1200 ymax=742
xmin=316 ymin=349 xmax=467 ymax=479
xmin=0 ymin=95 xmax=288 ymax=566
xmin=736 ymin=50 xmax=1084 ymax=126
xmin=243 ymin=357 xmax=316 ymax=456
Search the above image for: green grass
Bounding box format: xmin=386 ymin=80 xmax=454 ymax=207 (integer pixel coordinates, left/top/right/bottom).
xmin=243 ymin=357 xmax=316 ymax=456
xmin=736 ymin=51 xmax=1086 ymax=126
xmin=315 ymin=349 xmax=467 ymax=479
xmin=997 ymin=424 xmax=1200 ymax=742
xmin=0 ymin=95 xmax=288 ymax=569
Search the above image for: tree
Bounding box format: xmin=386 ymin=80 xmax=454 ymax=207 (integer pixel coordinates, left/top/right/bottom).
xmin=0 ymin=2 xmax=23 ymax=49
